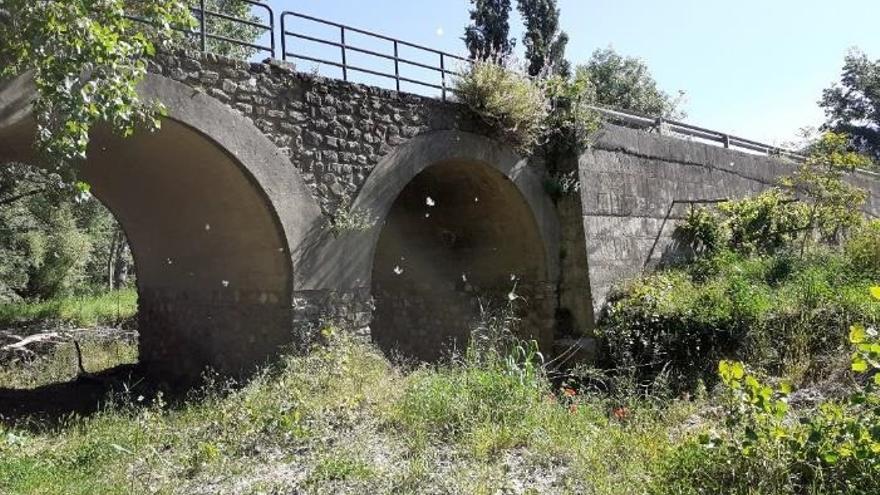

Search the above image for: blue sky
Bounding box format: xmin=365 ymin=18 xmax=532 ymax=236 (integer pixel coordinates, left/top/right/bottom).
xmin=253 ymin=0 xmax=880 ymax=146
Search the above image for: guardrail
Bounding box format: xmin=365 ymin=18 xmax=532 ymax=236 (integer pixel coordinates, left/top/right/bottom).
xmin=123 ymin=2 xmax=801 ymax=161
xmin=593 ymin=106 xmax=805 ymax=160
xmin=124 ymin=0 xmax=275 ymax=58
xmin=280 ymin=11 xmax=469 ymax=101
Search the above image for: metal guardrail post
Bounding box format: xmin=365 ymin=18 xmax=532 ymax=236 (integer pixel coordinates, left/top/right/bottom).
xmin=340 ymin=26 xmax=348 ymax=81
xmin=722 ymin=134 xmax=731 ymax=148
xmin=440 ymin=53 xmax=446 ymax=101
xmin=267 ymin=4 xmax=276 ymax=59
xmin=199 ymin=0 xmax=207 ymax=52
xmin=393 ymin=41 xmax=400 ymax=92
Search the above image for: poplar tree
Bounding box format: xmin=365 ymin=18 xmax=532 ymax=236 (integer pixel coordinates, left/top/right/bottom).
xmin=463 ymin=0 xmax=516 ymax=62
xmin=517 ymin=0 xmax=570 ymax=77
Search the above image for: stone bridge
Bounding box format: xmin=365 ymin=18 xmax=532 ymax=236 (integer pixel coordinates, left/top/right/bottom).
xmin=2 ymin=50 xmax=879 ymax=378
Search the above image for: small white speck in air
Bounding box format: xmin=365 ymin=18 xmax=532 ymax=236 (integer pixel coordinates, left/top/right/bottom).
xmin=205 ymin=223 xmax=211 ymax=231
xmin=510 ymin=274 xmax=517 ymax=281
xmin=461 ymin=273 xmax=468 ymax=282
xmin=166 ymin=258 xmax=173 ymax=265
xmin=425 ymin=213 xmax=430 ymax=218
xmin=393 ymin=265 xmax=404 ymax=275
xmin=435 ymin=27 xmax=444 ymax=36
xmin=426 ymin=196 xmax=435 ymax=207
xmin=222 ymin=280 xmax=230 ymax=287
xmin=474 ymin=197 xmax=479 ymax=202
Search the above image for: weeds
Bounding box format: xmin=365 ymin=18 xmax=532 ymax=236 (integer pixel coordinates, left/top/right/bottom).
xmin=0 ymin=288 xmax=137 ymax=328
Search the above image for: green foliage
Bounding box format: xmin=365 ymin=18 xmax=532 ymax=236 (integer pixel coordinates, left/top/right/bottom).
xmin=658 ymin=289 xmax=880 ymax=495
xmin=675 ymin=206 xmax=729 ymax=257
xmin=600 ymin=249 xmax=880 ymax=392
xmin=782 ymin=132 xmax=872 ymax=244
xmin=543 ymin=70 xmax=601 ymax=152
xmin=846 ymin=220 xmax=880 ymax=278
xmin=675 ymin=132 xmax=871 ymax=261
xmin=516 ymin=0 xmax=569 ymax=77
xmin=0 ymin=325 xmax=695 ymax=494
xmin=577 ymin=48 xmax=685 ymax=119
xmin=454 ymin=61 xmax=549 ymax=154
xmin=821 ymin=49 xmax=880 ymax=164
xmin=0 ymin=165 xmax=133 ymax=302
xmin=0 ymin=0 xmax=195 ymax=165
xmin=720 ymin=188 xmax=810 ymax=255
xmin=327 ymin=201 xmax=377 ymax=237
xmin=463 ymin=0 xmax=516 ymax=62
xmin=0 ymin=288 xmax=137 ymax=328
xmin=202 ymin=0 xmax=263 ymax=60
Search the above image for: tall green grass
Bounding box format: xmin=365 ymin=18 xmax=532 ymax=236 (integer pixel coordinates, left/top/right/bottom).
xmin=0 ymin=289 xmax=137 ymax=328
xmin=0 ymin=333 xmax=696 ymax=494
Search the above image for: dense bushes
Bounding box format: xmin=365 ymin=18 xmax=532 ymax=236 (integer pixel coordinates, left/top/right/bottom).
xmin=453 ymin=55 xmax=609 ymax=155
xmin=0 ymin=165 xmax=133 ymax=304
xmin=600 ymin=248 xmax=880 ymax=391
xmin=847 ymin=220 xmax=880 ymax=278
xmin=453 ymin=61 xmax=550 ymax=153
xmin=655 ymin=292 xmax=880 ymax=494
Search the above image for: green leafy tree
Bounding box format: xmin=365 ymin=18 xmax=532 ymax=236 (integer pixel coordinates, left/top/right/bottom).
xmin=0 ymin=0 xmax=196 ymax=167
xmin=820 ymin=49 xmax=880 ymax=164
xmin=577 ymin=47 xmax=684 ymax=118
xmin=516 ymin=0 xmax=570 ymax=77
xmin=782 ymin=132 xmax=872 ymax=251
xmin=463 ymin=0 xmax=516 ymax=62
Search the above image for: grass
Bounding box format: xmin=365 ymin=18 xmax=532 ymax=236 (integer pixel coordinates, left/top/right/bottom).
xmin=0 ymin=333 xmax=701 ymax=495
xmin=0 ymin=338 xmax=138 ymax=389
xmin=0 ymin=289 xmax=138 ymax=328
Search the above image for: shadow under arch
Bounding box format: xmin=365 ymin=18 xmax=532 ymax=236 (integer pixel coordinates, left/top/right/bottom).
xmin=0 ymin=73 xmax=322 ymax=379
xmin=339 ymin=130 xmax=561 ymax=359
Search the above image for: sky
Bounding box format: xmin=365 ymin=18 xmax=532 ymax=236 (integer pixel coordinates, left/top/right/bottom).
xmin=253 ymin=0 xmax=880 ymax=147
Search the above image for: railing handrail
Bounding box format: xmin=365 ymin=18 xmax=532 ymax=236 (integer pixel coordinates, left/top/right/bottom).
xmin=124 ymin=0 xmax=275 ymax=58
xmin=280 ymin=10 xmax=468 ymax=100
xmin=125 ymin=3 xmax=803 ymax=161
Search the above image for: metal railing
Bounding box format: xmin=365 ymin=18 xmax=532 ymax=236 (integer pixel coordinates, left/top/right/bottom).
xmin=123 ymin=4 xmax=801 ymax=160
xmin=124 ymin=0 xmax=275 ymax=58
xmin=593 ymin=106 xmax=805 ymax=160
xmin=280 ymin=11 xmax=469 ymax=101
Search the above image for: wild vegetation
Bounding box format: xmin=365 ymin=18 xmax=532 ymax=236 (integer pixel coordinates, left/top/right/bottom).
xmin=2 ymin=1 xmax=880 ymax=494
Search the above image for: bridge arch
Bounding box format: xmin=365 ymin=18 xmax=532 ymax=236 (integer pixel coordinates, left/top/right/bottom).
xmin=351 ymin=131 xmax=560 ymax=359
xmin=0 ymin=74 xmax=322 ymax=378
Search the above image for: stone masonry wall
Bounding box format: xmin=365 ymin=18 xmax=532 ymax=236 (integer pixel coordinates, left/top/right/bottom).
xmin=149 ymin=50 xmax=481 ymax=215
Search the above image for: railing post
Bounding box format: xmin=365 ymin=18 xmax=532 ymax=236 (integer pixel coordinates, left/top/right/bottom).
xmin=199 ymin=0 xmax=207 ymax=53
xmin=340 ymin=26 xmax=348 ymax=81
xmin=655 ymin=117 xmax=664 ymax=135
xmin=393 ymin=41 xmax=400 ymax=92
xmin=440 ymin=53 xmax=446 ymax=101
xmin=722 ymin=134 xmax=731 ymax=148
xmin=280 ymin=13 xmax=287 ymax=61
xmin=268 ymin=8 xmax=276 ymax=59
